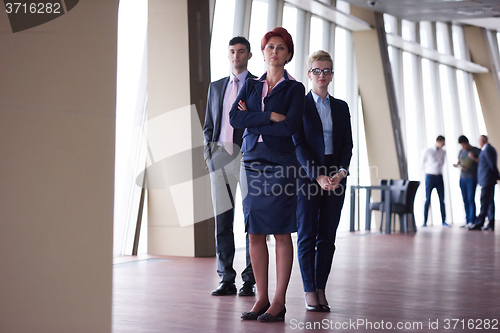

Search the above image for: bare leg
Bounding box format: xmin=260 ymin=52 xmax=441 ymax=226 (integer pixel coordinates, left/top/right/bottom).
xmin=267 ymin=233 xmax=293 ymax=315
xmin=249 ymin=234 xmax=269 ymax=312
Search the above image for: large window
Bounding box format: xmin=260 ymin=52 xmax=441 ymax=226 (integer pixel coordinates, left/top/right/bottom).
xmin=247 ymin=0 xmax=269 ymax=77
xmin=333 ymin=26 xmax=348 ymax=101
xmin=210 ymin=0 xmax=236 ymax=81
xmin=282 ymin=4 xmax=298 ymax=78
xmin=309 ymin=16 xmax=324 ymax=55
xmin=115 ymin=0 xmax=148 ymax=255
xmin=384 ymin=16 xmax=500 ymax=225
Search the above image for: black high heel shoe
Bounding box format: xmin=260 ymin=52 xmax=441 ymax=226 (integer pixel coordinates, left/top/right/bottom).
xmin=257 ymin=306 xmax=286 ymax=322
xmin=318 ymin=304 xmax=330 ymax=312
xmin=241 ymin=302 xmax=270 ymax=320
xmin=305 ymin=295 xmax=321 ymax=312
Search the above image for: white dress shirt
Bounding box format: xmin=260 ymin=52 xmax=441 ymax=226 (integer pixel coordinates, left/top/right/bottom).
xmin=422 ymin=146 xmax=446 ymax=175
xmin=218 ymin=70 xmax=248 ymax=147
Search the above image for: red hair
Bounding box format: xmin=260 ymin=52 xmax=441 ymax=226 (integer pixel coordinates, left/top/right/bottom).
xmin=260 ymin=27 xmax=294 ymax=62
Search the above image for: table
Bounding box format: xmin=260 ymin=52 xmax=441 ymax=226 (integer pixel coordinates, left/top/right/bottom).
xmin=350 ymin=185 xmax=392 ymax=234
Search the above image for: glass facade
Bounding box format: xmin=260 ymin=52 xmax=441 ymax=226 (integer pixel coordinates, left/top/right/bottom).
xmin=116 ymin=0 xmax=500 ymax=254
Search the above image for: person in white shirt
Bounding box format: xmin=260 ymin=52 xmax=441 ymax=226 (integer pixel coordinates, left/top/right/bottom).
xmin=422 ymin=135 xmax=449 ymax=227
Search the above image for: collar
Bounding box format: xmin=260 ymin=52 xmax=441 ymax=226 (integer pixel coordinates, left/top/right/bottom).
xmin=482 ymin=143 xmax=489 ymax=151
xmin=310 ymin=90 xmax=329 ymax=104
xmin=258 ymin=69 xmax=294 ymax=82
xmin=230 ymin=70 xmax=248 ymax=83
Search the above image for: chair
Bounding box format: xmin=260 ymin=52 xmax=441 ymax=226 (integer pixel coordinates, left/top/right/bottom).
xmin=390 ymin=181 xmax=420 ymax=234
xmin=368 ymin=179 xmax=392 ymax=229
xmin=369 ymin=179 xmax=406 ymax=232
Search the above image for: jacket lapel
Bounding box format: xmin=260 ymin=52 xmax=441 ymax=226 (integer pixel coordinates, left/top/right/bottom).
xmin=215 ymin=76 xmax=230 ymax=129
xmin=253 ymin=78 xmax=264 ymax=107
xmin=306 ymin=92 xmax=324 ymax=133
xmin=329 ymin=94 xmax=336 ymax=133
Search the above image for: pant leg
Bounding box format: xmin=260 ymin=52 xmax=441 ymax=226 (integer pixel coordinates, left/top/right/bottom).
xmin=476 ymin=183 xmax=495 ymax=227
xmin=423 ymin=175 xmax=434 ymax=225
xmin=487 ymin=185 xmax=496 ymax=223
xmin=226 ymin=156 xmax=255 ymax=284
xmin=436 ymin=175 xmax=446 ymax=223
xmin=240 ymin=232 xmax=255 ymax=283
xmin=315 ymin=181 xmax=346 ymax=290
xmin=296 ymin=177 xmax=321 ymax=292
xmin=467 ymin=178 xmax=478 ymax=224
xmin=460 ymin=178 xmax=470 ymax=223
xmin=209 ymin=153 xmax=238 ymax=283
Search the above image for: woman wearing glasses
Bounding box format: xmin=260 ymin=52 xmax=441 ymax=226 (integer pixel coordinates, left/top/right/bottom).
xmin=293 ymin=50 xmax=353 ymax=312
xmin=230 ymin=27 xmax=305 ymax=322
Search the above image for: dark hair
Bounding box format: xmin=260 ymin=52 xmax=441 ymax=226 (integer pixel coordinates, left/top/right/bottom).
xmin=229 ymin=36 xmax=251 ymax=53
xmin=481 ymin=135 xmax=488 ymax=143
xmin=436 ymin=135 xmax=445 ymax=142
xmin=261 ymin=27 xmax=294 ymax=62
xmin=458 ymin=135 xmax=469 ymax=144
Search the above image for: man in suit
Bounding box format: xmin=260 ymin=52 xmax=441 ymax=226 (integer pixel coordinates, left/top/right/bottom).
xmin=203 ymin=36 xmax=256 ymax=296
xmin=469 ymin=135 xmax=500 ymax=231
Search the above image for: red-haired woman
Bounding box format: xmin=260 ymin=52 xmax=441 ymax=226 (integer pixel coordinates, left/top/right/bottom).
xmin=230 ymin=27 xmax=305 ymax=322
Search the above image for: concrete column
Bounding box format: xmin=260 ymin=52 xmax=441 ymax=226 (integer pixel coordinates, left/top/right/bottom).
xmin=464 ymin=26 xmax=500 ymax=150
xmin=147 ymin=0 xmax=215 ymax=257
xmin=0 ymin=1 xmax=117 ymax=332
xmin=350 ymin=6 xmax=407 ymax=182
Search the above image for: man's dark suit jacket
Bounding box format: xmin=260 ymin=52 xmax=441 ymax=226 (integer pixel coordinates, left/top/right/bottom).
xmin=203 ymin=72 xmax=256 ymax=160
xmin=229 ymin=71 xmax=305 ymax=153
xmin=293 ymin=91 xmax=353 ymax=181
xmin=478 ymin=143 xmax=500 ymax=187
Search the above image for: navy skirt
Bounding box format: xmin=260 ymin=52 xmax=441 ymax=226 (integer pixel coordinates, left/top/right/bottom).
xmin=240 ymin=142 xmax=298 ymax=235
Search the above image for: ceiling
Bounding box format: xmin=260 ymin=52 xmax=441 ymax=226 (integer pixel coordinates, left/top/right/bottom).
xmin=342 ymin=0 xmax=500 ymax=22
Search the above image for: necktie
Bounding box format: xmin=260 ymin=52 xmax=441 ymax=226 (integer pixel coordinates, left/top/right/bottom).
xmin=223 ymin=77 xmax=239 ymax=155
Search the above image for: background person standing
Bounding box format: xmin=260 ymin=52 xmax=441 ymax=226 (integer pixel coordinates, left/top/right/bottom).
xmin=468 ymin=135 xmax=500 ymax=231
xmin=422 ymin=136 xmax=449 ymax=227
xmin=453 ymin=135 xmax=480 ymax=228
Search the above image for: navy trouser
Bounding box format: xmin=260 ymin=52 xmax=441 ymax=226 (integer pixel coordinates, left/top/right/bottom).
xmin=475 ymin=183 xmax=495 ymax=227
xmin=423 ymin=174 xmax=446 ymax=225
xmin=296 ymin=155 xmax=346 ymax=292
xmin=459 ymin=177 xmax=477 ymax=224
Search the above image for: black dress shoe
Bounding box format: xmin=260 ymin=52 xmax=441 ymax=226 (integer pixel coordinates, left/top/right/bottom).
xmin=468 ymin=224 xmax=483 ymax=230
xmin=304 ymin=296 xmax=321 ymax=312
xmin=257 ymin=306 xmax=286 ymax=322
xmin=241 ymin=302 xmax=270 ymax=320
xmin=211 ymin=282 xmax=237 ymax=296
xmin=238 ymin=282 xmax=256 ymax=296
xmin=318 ymin=304 xmax=331 ymax=312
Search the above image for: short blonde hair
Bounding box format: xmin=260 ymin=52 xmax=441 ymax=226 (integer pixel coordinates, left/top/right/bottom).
xmin=307 ymin=50 xmax=333 ymax=70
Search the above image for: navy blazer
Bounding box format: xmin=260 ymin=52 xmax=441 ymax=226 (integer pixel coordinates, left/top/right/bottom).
xmin=203 ymin=72 xmax=256 ymax=160
xmin=229 ymin=71 xmax=305 ymax=153
xmin=293 ymin=91 xmax=353 ymax=181
xmin=478 ymin=143 xmax=500 ymax=187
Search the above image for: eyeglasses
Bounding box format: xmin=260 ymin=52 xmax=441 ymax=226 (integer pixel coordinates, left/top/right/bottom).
xmin=309 ymin=68 xmax=333 ymax=75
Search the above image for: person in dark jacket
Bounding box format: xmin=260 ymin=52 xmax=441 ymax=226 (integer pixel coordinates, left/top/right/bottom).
xmin=293 ymin=50 xmax=353 ymax=312
xmin=468 ymin=135 xmax=500 ymax=231
xmin=230 ymin=27 xmax=305 ymax=322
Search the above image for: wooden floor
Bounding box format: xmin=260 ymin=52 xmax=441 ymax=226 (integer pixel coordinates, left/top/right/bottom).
xmin=113 ymin=227 xmax=500 ymax=332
